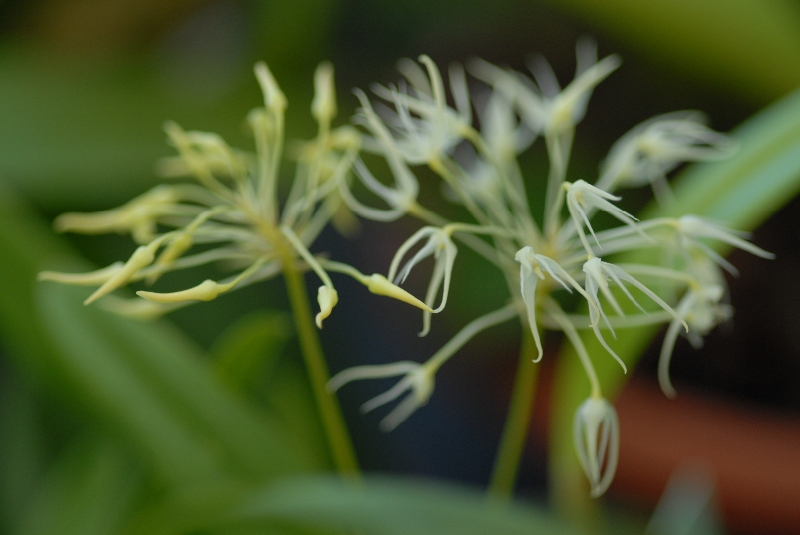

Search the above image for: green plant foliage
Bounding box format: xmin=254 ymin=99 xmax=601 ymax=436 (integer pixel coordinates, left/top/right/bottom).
xmin=0 ymin=181 xmax=321 ymax=522
xmin=37 ymin=282 xmax=315 ymax=483
xmin=195 ymin=477 xmax=574 ymax=535
xmin=211 ymin=311 xmax=332 ymax=471
xmin=546 ymin=0 xmax=800 ymax=104
xmin=12 ymin=436 xmax=139 ymax=535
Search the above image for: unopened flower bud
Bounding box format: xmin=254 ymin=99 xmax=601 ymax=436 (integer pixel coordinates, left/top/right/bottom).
xmin=315 ymin=286 xmax=339 ymax=328
xmin=573 ymin=396 xmax=620 ymax=498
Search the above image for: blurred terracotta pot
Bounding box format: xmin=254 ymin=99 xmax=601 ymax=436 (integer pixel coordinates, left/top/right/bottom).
xmin=612 ymin=377 xmax=800 ymax=535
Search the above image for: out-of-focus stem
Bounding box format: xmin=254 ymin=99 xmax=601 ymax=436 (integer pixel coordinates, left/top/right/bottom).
xmin=488 ymin=328 xmax=539 ymax=498
xmin=282 ymin=263 xmax=361 ymax=478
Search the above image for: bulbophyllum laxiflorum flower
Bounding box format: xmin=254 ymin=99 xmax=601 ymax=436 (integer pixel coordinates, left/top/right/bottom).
xmin=39 ymin=61 xmax=432 ymax=324
xmin=330 ymin=43 xmax=773 ymax=497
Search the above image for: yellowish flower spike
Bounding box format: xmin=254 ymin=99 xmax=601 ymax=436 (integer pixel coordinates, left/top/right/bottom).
xmin=38 ymin=262 xmax=124 ymax=286
xmin=54 ymin=185 xmax=177 ymax=244
xmin=85 ymin=240 xmax=163 ymax=305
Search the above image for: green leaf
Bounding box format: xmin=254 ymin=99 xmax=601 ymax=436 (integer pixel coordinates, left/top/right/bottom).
xmin=127 ymin=475 xmax=580 ymax=535
xmin=0 ymin=180 xmax=315 ymax=486
xmin=545 ymin=0 xmax=800 ymax=104
xmin=549 ymin=89 xmax=800 ymax=509
xmin=211 ymin=310 xmax=293 ymax=392
xmin=13 ymin=435 xmax=139 ymax=535
xmin=211 ymin=311 xmax=331 ymax=471
xmin=0 ymin=49 xmax=255 ymax=212
xmin=0 ymin=373 xmax=46 ymax=530
xmin=234 ymin=476 xmax=580 ymax=535
xmin=37 ymin=282 xmax=315 ymax=484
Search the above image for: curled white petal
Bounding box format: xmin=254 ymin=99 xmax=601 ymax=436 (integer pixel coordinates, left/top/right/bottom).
xmin=600 ymin=111 xmax=736 ymax=193
xmin=328 ymin=361 xmax=434 ymax=431
xmin=516 ymin=247 xmax=582 ymax=361
xmin=388 ymin=227 xmax=458 ymax=335
xmin=583 ymin=257 xmax=688 ymax=372
xmin=567 ymin=180 xmax=648 ymax=252
xmin=677 ymin=215 xmax=774 ymax=259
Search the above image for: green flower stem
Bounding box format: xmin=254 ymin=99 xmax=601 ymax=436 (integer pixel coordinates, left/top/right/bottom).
xmin=282 ymin=264 xmax=361 ymax=478
xmin=488 ymin=328 xmax=539 ymax=498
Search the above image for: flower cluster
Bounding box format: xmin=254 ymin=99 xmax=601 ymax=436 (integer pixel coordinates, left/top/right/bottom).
xmin=39 ymin=63 xmax=430 ymax=329
xmin=327 ymin=41 xmax=772 ymax=496
xmin=40 ymin=43 xmax=773 ymax=499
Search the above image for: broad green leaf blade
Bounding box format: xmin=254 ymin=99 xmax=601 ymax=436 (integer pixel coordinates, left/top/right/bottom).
xmin=211 ymin=310 xmax=293 ymax=392
xmin=37 ymin=282 xmax=316 ymax=483
xmin=234 ymin=476 xmax=579 ymax=535
xmin=549 ymin=89 xmax=800 ymax=508
xmin=36 ymin=283 xmax=226 ymax=483
xmin=545 ymin=0 xmax=800 ymax=104
xmin=127 ymin=476 xmax=580 ymax=535
xmin=211 ymin=310 xmax=331 ymax=470
xmin=0 ymin=374 xmax=46 ymax=531
xmin=0 ymin=180 xmax=315 ymax=485
xmin=13 ymin=435 xmax=139 ymax=535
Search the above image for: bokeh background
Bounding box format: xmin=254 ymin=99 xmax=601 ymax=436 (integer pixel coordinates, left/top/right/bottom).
xmin=1 ymin=1 xmax=800 ymax=534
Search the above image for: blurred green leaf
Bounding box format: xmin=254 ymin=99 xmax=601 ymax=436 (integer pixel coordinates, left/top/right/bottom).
xmin=0 ymin=373 xmax=46 ymax=530
xmin=128 ymin=475 xmax=580 ymax=535
xmin=549 ymin=89 xmax=800 ymax=508
xmin=211 ymin=310 xmax=293 ymax=392
xmin=0 ymin=50 xmax=254 ymax=212
xmin=0 ymin=180 xmax=317 ymax=487
xmin=37 ymin=282 xmax=316 ymax=484
xmin=211 ymin=310 xmax=331 ymax=471
xmin=13 ymin=435 xmax=139 ymax=535
xmin=233 ymin=476 xmax=579 ymax=535
xmin=546 ymin=0 xmax=800 ymax=104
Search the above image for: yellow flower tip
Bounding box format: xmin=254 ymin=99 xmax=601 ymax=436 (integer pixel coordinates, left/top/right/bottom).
xmin=330 ymin=125 xmax=362 ymax=151
xmin=146 ymin=233 xmax=194 ymax=285
xmin=315 ymin=286 xmax=339 ymax=328
xmin=162 ymin=120 xmax=181 ymax=137
xmin=312 ymin=61 xmax=337 ymax=125
xmin=83 ymin=245 xmax=157 ymax=305
xmin=53 ymin=211 xmax=121 ymax=235
xmin=37 ymin=262 xmax=124 ymax=286
xmin=137 ymin=279 xmax=220 ymax=303
xmin=98 ymin=295 xmax=180 ymax=321
xmin=254 ymin=62 xmax=287 ymax=112
xmin=366 ymin=274 xmax=434 ymax=313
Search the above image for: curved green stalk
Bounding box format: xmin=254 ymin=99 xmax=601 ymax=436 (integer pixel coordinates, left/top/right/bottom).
xmin=488 ymin=329 xmax=539 ymax=498
xmin=282 ymin=264 xmax=361 ymax=478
